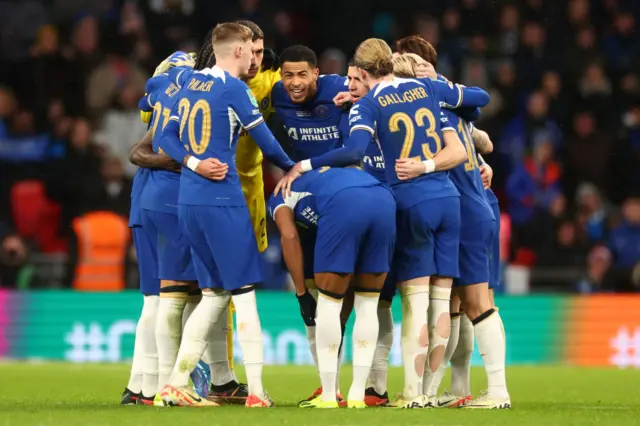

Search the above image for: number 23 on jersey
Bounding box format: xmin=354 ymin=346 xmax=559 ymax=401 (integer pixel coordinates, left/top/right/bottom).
xmin=388 ymin=107 xmax=442 ymax=160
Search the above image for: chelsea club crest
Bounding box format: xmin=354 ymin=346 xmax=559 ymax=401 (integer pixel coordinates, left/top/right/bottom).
xmin=315 ymin=105 xmax=329 ymax=117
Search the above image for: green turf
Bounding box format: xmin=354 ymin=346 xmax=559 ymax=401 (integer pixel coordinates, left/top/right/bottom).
xmin=0 ymin=364 xmax=639 ymax=425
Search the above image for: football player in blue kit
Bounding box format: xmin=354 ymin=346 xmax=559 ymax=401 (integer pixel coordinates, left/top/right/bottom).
xmin=393 ymin=35 xmax=510 ymax=409
xmin=138 ymin=54 xmax=202 ymax=405
xmin=271 ymin=45 xmax=354 ymax=403
xmin=268 ymin=167 xmax=396 ymax=408
xmin=398 ymin=113 xmax=510 ymax=409
xmin=157 ymin=23 xmax=295 ymax=408
xmin=120 ymin=52 xmax=197 ymax=406
xmin=279 ymin=38 xmax=475 ymax=409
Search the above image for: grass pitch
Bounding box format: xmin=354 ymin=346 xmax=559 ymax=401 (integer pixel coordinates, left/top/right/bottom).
xmin=0 ymin=364 xmax=638 ymax=425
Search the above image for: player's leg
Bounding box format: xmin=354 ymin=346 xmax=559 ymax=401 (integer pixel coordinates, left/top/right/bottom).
xmin=301 ymin=195 xmax=361 ymax=408
xmin=365 ymin=274 xmax=395 ymax=406
xmin=146 ymin=210 xmax=196 ymax=396
xmin=391 ymin=200 xmax=437 ymax=408
xmin=422 ymin=197 xmax=460 ymax=403
xmin=202 ymin=205 xmax=271 ymax=407
xmin=123 ymin=226 xmax=160 ymax=405
xmin=347 ymin=189 xmax=395 ymax=408
xmin=449 ymin=305 xmax=473 ymax=402
xmin=161 ymin=205 xmax=227 ymax=407
xmin=457 ymin=220 xmax=510 ymax=409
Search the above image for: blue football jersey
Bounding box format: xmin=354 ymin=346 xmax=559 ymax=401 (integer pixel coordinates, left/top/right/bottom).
xmin=349 ymin=77 xmax=459 ymax=209
xmin=168 ymin=66 xmax=273 ymax=206
xmin=444 ymin=110 xmax=495 ymax=224
xmin=129 ymin=168 xmax=150 ymax=227
xmin=140 ymin=71 xmax=187 ymax=214
xmin=272 ymin=74 xmax=348 ymax=161
xmin=267 ymin=189 xmax=318 ymax=230
xmin=268 ymin=167 xmax=383 ymax=218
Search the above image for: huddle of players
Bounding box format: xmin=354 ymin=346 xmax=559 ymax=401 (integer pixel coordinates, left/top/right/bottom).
xmin=122 ymin=17 xmax=510 ymax=409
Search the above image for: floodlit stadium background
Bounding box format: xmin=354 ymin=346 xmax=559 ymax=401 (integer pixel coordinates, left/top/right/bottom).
xmin=1 ymin=0 xmax=640 ymax=369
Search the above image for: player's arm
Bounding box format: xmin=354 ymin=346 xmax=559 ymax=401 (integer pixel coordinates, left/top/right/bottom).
xmin=471 ymin=125 xmax=493 ymax=154
xmin=232 ymin=83 xmax=295 ymax=171
xmin=300 ymin=101 xmax=376 ymax=171
xmin=272 ymin=206 xmax=306 ymax=296
xmin=159 ymin=109 xmax=228 ymax=180
xmin=396 ymin=110 xmax=467 ymax=180
xmin=429 ymin=78 xmax=490 ymax=109
xmin=129 ymin=128 xmax=180 ymax=171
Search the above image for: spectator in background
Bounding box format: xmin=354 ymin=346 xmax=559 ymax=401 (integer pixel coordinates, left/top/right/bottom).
xmin=515 ymin=21 xmax=547 ymax=90
xmin=0 ymin=222 xmax=28 ymax=289
xmin=575 ymin=245 xmax=616 ymax=293
xmin=565 ymin=111 xmax=613 ymax=196
xmin=537 ymin=218 xmax=588 ymax=268
xmin=567 ymin=25 xmax=604 ymax=81
xmin=318 ymin=48 xmax=346 ymax=76
xmin=578 ymin=63 xmax=614 ymax=127
xmin=90 ymin=155 xmax=132 ymax=217
xmin=506 ymin=135 xmax=562 ymax=228
xmin=497 ymin=4 xmax=520 ymax=56
xmin=500 ymin=90 xmax=562 ymax=163
xmin=540 ymin=71 xmax=569 ymax=127
xmin=460 ymin=34 xmax=488 ymax=89
xmin=85 ymin=36 xmax=147 ymax=120
xmin=575 ymin=183 xmax=610 ymax=243
xmin=63 ymin=15 xmax=102 ymax=116
xmin=603 ymin=10 xmax=639 ymax=72
xmin=45 ymin=118 xmax=103 ymax=232
xmin=96 ymin=83 xmax=146 ymax=177
xmin=608 ymin=196 xmax=640 ymax=287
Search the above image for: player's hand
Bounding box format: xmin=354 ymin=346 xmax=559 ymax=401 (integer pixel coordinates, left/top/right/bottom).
xmin=261 ymin=48 xmax=281 ymax=71
xmin=274 ymin=162 xmax=303 ymax=197
xmin=195 ymin=158 xmax=229 ymax=181
xmin=395 ymin=157 xmax=427 ymax=180
xmin=415 ymin=62 xmax=437 ymax=79
xmin=296 ymin=291 xmax=317 ymax=326
xmin=153 ymin=51 xmax=196 ymax=76
xmin=479 ymin=163 xmax=493 ymax=189
xmin=333 ymin=91 xmax=353 ymax=107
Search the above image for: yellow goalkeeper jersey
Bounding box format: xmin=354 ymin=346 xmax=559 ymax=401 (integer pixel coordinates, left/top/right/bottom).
xmin=237 ymin=68 xmax=281 ymax=252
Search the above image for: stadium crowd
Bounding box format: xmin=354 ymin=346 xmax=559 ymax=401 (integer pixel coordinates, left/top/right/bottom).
xmin=0 ymin=0 xmax=639 ymax=293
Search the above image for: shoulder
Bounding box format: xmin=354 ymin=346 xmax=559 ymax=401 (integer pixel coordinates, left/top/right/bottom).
xmin=318 ymin=74 xmax=348 ymax=96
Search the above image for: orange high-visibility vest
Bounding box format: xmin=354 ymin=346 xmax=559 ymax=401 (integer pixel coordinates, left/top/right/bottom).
xmin=72 ymin=211 xmax=129 ymax=291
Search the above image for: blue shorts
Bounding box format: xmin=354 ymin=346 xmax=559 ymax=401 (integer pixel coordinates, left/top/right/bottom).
xmin=315 ymin=186 xmax=396 ymax=274
xmin=394 ymin=196 xmax=460 ymax=282
xmin=455 ymin=219 xmax=495 ymax=287
xmin=131 ymin=226 xmax=160 ymax=296
xmin=141 ymin=209 xmax=196 ymax=282
xmin=489 ymin=203 xmax=501 ymax=290
xmin=179 ymin=205 xmax=262 ymax=291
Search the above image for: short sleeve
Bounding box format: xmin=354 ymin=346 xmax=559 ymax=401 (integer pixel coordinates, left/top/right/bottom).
xmin=440 ymin=109 xmax=457 ymax=132
xmin=267 ymin=193 xmax=286 ymax=218
xmin=166 ymin=66 xmax=193 ymax=89
xmin=349 ymin=97 xmax=377 ymax=135
xmin=230 ymin=80 xmax=264 ymax=130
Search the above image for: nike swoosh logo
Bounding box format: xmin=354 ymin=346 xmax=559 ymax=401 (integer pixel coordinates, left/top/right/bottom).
xmin=437 ymin=400 xmax=450 ymax=407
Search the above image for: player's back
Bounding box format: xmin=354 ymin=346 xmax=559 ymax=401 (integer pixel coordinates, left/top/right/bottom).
xmin=175 ymin=67 xmax=251 ymax=207
xmin=445 ymin=110 xmax=494 ymax=224
xmin=357 ymin=77 xmax=459 ymax=208
xmin=272 ymin=74 xmax=347 ymax=161
xmin=293 ymin=167 xmax=382 ymax=210
xmin=140 ymin=72 xmax=185 ymax=213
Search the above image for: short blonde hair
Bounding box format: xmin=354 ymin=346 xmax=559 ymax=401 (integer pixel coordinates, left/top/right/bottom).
xmin=392 ymin=53 xmax=429 ymax=78
xmin=211 ymin=22 xmax=253 ymax=51
xmin=354 ymin=38 xmax=394 ymax=78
